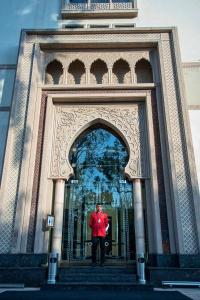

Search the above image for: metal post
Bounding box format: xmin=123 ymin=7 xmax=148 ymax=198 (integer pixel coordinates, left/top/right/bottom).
xmin=47 ymin=179 xmax=65 ymax=284
xmin=133 ymin=178 xmax=146 ymax=284
xmin=47 ymin=252 xmax=58 ymax=284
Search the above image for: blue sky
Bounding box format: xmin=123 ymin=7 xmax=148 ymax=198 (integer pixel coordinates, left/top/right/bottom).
xmin=136 ymin=0 xmax=200 ymax=62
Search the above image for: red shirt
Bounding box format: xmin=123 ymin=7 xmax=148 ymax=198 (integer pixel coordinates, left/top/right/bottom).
xmin=89 ymin=211 xmax=108 ymax=237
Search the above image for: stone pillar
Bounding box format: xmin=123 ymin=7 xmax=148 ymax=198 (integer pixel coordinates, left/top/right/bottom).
xmin=86 ymin=67 xmax=90 ymax=85
xmin=133 ymin=178 xmax=146 ymax=284
xmin=108 ymin=67 xmax=112 ymax=85
xmin=130 ymin=66 xmax=135 ymax=84
xmin=52 ymin=179 xmax=65 ymax=260
xmin=63 ymin=67 xmax=68 ymax=85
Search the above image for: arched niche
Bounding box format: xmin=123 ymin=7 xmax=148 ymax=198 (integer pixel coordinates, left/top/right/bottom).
xmin=90 ymin=59 xmax=108 ymax=84
xmin=68 ymin=59 xmax=86 ymax=85
xmin=112 ymin=59 xmax=131 ymax=84
xmin=135 ymin=59 xmax=153 ymax=83
xmin=45 ymin=60 xmax=63 ymax=84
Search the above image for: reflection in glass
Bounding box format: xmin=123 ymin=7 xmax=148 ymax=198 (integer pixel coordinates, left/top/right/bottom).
xmin=0 ymin=69 xmax=15 ymax=107
xmin=62 ymin=126 xmax=135 ymax=261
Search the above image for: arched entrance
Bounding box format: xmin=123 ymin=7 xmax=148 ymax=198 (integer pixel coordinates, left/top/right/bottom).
xmin=61 ymin=125 xmax=138 ymax=263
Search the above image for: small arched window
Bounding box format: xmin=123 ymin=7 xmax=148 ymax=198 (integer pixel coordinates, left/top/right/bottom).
xmin=135 ymin=59 xmax=153 ymax=83
xmin=90 ymin=59 xmax=108 ymax=84
xmin=112 ymin=59 xmax=131 ymax=84
xmin=45 ymin=60 xmax=63 ymax=84
xmin=68 ymin=60 xmax=86 ymax=85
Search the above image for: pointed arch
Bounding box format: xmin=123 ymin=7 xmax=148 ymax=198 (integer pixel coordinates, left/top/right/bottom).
xmin=90 ymin=59 xmax=108 ymax=84
xmin=45 ymin=60 xmax=63 ymax=84
xmin=112 ymin=59 xmax=131 ymax=84
xmin=68 ymin=59 xmax=86 ymax=85
xmin=68 ymin=118 xmax=130 ymax=161
xmin=135 ymin=58 xmax=153 ymax=83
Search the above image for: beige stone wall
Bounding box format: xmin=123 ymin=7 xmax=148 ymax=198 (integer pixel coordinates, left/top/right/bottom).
xmin=0 ymin=28 xmax=199 ymax=257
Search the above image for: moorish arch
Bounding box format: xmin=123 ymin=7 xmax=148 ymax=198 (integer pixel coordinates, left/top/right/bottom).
xmin=44 ymin=60 xmax=63 ymax=84
xmin=49 ymin=103 xmax=151 ymax=281
xmin=62 ymin=124 xmax=134 ymax=261
xmin=135 ymin=58 xmax=153 ymax=83
xmin=50 ymin=104 xmax=149 ymax=181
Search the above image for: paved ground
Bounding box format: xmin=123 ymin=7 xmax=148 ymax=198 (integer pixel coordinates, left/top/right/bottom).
xmin=0 ymin=287 xmax=199 ymax=300
xmin=155 ymin=288 xmax=200 ymax=300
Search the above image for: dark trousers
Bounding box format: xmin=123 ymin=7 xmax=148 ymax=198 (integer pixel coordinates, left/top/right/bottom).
xmin=92 ymin=236 xmax=105 ymax=263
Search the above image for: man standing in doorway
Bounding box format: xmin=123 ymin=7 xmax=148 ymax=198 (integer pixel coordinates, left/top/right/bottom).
xmin=89 ymin=203 xmax=109 ymax=267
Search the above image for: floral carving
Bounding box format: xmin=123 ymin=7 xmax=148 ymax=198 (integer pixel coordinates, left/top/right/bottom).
xmin=50 ymin=104 xmax=149 ymax=180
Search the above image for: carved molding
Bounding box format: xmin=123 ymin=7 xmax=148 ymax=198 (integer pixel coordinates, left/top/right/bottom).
xmin=50 ymin=104 xmax=149 ymax=180
xmin=43 ymin=50 xmax=152 ymax=73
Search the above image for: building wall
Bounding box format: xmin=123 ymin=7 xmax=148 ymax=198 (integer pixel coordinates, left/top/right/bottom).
xmin=188 ymin=110 xmax=200 ymax=193
xmin=0 ymin=1 xmax=199 ymax=260
xmin=0 ymin=0 xmax=60 ymax=182
xmin=183 ymin=63 xmax=200 ymax=193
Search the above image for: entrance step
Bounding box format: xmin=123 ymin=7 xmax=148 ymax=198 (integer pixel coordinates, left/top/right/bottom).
xmin=57 ymin=266 xmax=138 ymax=285
xmin=42 ymin=282 xmax=153 ymax=291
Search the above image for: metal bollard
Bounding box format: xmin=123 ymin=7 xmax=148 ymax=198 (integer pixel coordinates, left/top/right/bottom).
xmin=47 ymin=252 xmax=58 ymax=284
xmin=136 ymin=253 xmax=146 ymax=284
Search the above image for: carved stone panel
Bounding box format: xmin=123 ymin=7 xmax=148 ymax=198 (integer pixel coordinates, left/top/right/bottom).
xmin=50 ymin=104 xmax=149 ymax=180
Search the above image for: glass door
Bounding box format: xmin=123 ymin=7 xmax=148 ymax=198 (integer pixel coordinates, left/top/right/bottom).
xmin=61 ymin=125 xmax=135 ymax=262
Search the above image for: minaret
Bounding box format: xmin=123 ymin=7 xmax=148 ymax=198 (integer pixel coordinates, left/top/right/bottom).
xmin=60 ymin=0 xmax=138 ymax=28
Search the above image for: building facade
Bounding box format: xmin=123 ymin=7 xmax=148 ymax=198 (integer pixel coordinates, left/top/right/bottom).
xmin=0 ymin=0 xmax=200 ymax=285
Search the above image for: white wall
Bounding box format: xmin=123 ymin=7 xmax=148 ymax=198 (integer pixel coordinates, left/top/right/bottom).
xmin=188 ymin=110 xmax=200 ymax=193
xmin=0 ymin=0 xmax=60 ymax=65
xmin=137 ymin=0 xmax=200 ymax=62
xmin=183 ymin=65 xmax=200 ymax=106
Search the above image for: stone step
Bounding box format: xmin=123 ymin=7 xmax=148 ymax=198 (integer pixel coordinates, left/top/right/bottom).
xmin=58 ymin=275 xmax=137 ymax=283
xmin=42 ymin=283 xmax=153 ymax=291
xmin=59 ymin=266 xmax=136 ymax=274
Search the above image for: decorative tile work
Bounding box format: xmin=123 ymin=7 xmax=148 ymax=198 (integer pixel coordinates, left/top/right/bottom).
xmin=0 ymin=29 xmax=198 ymax=256
xmin=26 ymin=93 xmax=47 ymax=253
xmin=0 ymin=43 xmax=34 ymax=253
xmin=33 ymin=33 xmax=161 ymax=44
xmin=50 ymin=104 xmax=149 ymax=180
xmin=161 ymin=39 xmax=198 ymax=253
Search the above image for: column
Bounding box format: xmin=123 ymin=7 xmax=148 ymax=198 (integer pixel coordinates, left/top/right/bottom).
xmin=51 ymin=179 xmax=65 ymax=260
xmin=86 ymin=67 xmax=90 ymax=85
xmin=133 ymin=178 xmax=146 ymax=284
xmin=63 ymin=67 xmax=68 ymax=85
xmin=130 ymin=66 xmax=135 ymax=84
xmin=108 ymin=67 xmax=112 ymax=85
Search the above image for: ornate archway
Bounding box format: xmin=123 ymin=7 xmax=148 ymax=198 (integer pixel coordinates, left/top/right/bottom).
xmin=62 ymin=125 xmax=135 ymax=262
xmin=50 ymin=103 xmax=149 ymax=180
xmin=49 ymin=103 xmax=148 ymax=282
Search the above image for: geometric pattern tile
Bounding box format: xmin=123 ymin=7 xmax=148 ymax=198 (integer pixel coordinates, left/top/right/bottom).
xmin=162 ymin=39 xmax=199 ymax=254
xmin=0 ymin=43 xmax=34 ymax=253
